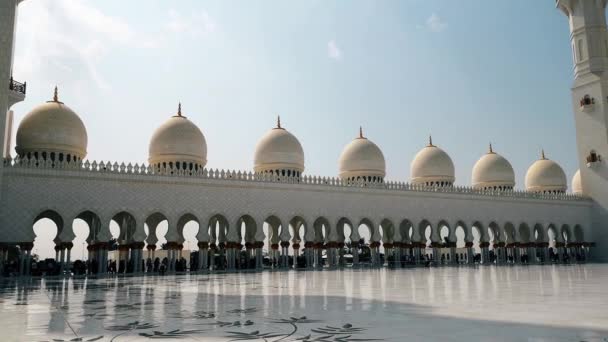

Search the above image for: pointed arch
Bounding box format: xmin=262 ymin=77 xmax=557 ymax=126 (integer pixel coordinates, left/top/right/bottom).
xmin=288 ymin=216 xmax=306 ymax=243
xmin=313 ymin=217 xmax=331 ymax=243
xmin=518 ymin=223 xmax=531 ymax=243
xmin=561 ymin=224 xmax=572 ymax=244
xmin=398 ymin=219 xmax=413 ymax=243
xmin=358 ymin=218 xmax=375 ymax=243
xmin=208 ymin=214 xmax=230 ymax=245
xmin=145 ymin=212 xmax=169 ymax=246
xmin=111 ymin=211 xmax=137 ymax=244
xmin=177 ymin=213 xmax=200 ymax=250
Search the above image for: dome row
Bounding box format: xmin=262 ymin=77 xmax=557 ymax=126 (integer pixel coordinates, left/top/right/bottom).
xmin=15 ymin=89 xmax=577 ymax=193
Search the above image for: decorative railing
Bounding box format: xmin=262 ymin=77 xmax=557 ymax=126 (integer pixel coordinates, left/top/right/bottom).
xmin=8 ymin=77 xmax=26 ymax=95
xmin=2 ymin=157 xmax=588 ymax=202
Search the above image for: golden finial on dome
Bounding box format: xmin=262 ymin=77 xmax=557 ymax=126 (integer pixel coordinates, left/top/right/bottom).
xmin=177 ymin=102 xmax=182 ymax=117
xmin=489 ymin=142 xmax=494 ymax=154
xmin=541 ymin=149 xmax=546 ymax=160
xmin=277 ymin=115 xmax=281 ymax=129
xmin=359 ymin=126 xmax=364 ymax=139
xmin=47 ymin=86 xmax=63 ymax=104
xmin=428 ymin=135 xmax=435 ymax=147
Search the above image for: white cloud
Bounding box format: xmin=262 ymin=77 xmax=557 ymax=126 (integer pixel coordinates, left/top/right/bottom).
xmin=426 ymin=13 xmax=447 ymax=32
xmin=13 ymin=0 xmax=145 ymax=91
xmin=12 ymin=1 xmax=217 ymax=92
xmin=327 ymin=40 xmax=342 ymax=61
xmin=166 ymin=8 xmax=216 ymax=37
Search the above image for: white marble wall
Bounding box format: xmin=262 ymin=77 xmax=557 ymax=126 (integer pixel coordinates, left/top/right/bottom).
xmin=0 ymin=164 xmax=593 ymax=254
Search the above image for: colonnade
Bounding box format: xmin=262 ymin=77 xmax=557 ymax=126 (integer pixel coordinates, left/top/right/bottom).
xmin=2 ymin=238 xmax=593 ymax=277
xmin=1 ymin=208 xmax=594 ymax=277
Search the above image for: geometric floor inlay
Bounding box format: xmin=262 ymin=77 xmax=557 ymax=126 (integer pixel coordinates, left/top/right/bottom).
xmin=1 ymin=264 xmax=607 ymax=341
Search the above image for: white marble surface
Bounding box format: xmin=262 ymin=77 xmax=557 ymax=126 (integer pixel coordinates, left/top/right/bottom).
xmin=0 ymin=265 xmax=607 ymax=341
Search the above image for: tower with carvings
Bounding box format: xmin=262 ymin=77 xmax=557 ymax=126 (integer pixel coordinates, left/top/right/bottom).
xmin=0 ymin=0 xmax=26 ymax=159
xmin=558 ymin=0 xmax=608 ymax=259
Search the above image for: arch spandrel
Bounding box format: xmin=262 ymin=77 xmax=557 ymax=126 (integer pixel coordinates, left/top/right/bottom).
xmin=380 ymin=218 xmax=395 ymax=243
xmin=312 ymin=217 xmax=331 ymax=243
xmin=574 ymin=224 xmax=585 ymax=242
xmin=235 ymin=215 xmax=259 ymax=244
xmin=73 ymin=210 xmax=102 ymax=243
xmin=546 ymin=223 xmax=561 ymax=243
xmin=533 ymin=223 xmax=546 ymax=243
xmin=518 ymin=223 xmax=532 ymax=243
xmin=471 ymin=221 xmax=488 ymax=242
xmin=503 ymin=222 xmax=517 ymax=244
xmin=488 ymin=222 xmax=502 ymax=243
xmin=397 ymin=219 xmax=413 ymax=243
xmin=560 ymin=224 xmax=572 ymax=243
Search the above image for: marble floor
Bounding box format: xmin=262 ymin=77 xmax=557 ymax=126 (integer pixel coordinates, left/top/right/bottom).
xmin=0 ymin=264 xmax=607 ymax=342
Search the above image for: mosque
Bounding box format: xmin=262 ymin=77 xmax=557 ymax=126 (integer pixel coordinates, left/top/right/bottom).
xmin=0 ymin=0 xmax=605 ymax=276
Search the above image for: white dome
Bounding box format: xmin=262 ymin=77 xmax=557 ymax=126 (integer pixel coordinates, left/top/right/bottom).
xmin=572 ymin=169 xmax=582 ymax=194
xmin=254 ymin=118 xmax=305 ymax=174
xmin=525 ymin=152 xmax=567 ymax=192
xmin=472 ymin=146 xmax=515 ymax=189
xmin=16 ymin=88 xmax=88 ymax=160
xmin=410 ymin=138 xmax=455 ymax=185
xmin=338 ymin=129 xmax=386 ymax=180
xmin=148 ymin=105 xmax=207 ymax=167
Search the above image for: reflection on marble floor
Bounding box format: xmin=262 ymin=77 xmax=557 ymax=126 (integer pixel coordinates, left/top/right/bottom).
xmin=1 ymin=265 xmax=608 ymax=341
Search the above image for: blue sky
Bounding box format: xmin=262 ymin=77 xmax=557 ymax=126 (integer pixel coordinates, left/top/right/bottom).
xmin=11 ymin=0 xmax=581 ymax=257
xmin=11 ymin=0 xmax=579 ymax=187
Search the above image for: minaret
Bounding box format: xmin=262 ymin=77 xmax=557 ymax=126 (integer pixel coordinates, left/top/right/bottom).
xmin=558 ymin=0 xmax=608 ymax=260
xmin=0 ymin=0 xmax=26 ymax=159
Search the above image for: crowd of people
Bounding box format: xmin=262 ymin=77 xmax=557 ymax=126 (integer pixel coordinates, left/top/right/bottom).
xmin=0 ymin=243 xmax=588 ymax=277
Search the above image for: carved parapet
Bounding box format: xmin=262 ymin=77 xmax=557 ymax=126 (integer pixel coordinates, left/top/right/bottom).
xmin=2 ymin=157 xmax=588 ymax=202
